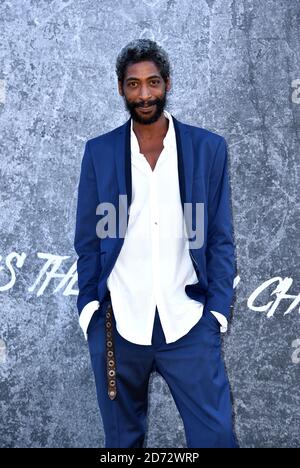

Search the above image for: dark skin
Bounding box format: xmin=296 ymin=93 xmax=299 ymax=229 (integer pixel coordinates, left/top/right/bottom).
xmin=118 ymin=60 xmax=171 ymax=171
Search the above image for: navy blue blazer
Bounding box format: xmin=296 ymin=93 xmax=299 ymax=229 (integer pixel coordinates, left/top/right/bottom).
xmin=74 ymin=114 xmax=237 ymax=322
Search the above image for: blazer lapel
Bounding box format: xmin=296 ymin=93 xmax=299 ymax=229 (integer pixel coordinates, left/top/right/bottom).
xmin=172 ymin=114 xmax=194 ymax=210
xmin=114 ymin=117 xmax=132 ymax=228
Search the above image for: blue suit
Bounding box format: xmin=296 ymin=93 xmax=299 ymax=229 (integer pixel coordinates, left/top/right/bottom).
xmin=74 ymin=114 xmax=238 ymax=448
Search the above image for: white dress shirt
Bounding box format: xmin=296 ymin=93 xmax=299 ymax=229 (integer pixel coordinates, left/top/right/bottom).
xmin=79 ymin=110 xmax=227 ymax=342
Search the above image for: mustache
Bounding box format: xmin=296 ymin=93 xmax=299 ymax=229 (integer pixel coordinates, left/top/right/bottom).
xmin=134 ymin=100 xmax=159 ymax=108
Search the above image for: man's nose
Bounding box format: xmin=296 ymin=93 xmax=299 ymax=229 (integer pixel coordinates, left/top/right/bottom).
xmin=139 ymin=85 xmax=152 ymax=100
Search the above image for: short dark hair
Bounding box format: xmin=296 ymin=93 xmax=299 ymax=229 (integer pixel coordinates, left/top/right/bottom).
xmin=115 ymin=39 xmax=171 ymax=85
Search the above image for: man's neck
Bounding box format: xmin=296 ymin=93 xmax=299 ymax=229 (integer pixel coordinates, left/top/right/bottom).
xmin=132 ymin=113 xmax=169 ymax=142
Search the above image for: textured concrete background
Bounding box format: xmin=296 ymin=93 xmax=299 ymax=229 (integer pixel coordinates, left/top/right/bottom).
xmin=0 ymin=0 xmax=299 ymax=448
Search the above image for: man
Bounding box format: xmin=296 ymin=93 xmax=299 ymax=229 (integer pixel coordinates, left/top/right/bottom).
xmin=74 ymin=38 xmax=238 ymax=448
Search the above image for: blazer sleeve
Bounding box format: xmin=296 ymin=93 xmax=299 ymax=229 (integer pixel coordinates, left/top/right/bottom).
xmin=74 ymin=140 xmax=101 ymax=316
xmin=204 ymin=137 xmax=237 ymax=321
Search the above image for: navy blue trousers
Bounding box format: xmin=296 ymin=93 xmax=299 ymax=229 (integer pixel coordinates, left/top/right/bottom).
xmin=87 ymin=299 xmax=238 ymax=448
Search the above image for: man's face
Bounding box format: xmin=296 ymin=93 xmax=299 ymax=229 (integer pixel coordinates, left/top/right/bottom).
xmin=118 ymin=60 xmax=171 ymax=125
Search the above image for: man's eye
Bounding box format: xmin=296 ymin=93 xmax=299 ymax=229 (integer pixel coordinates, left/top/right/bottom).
xmin=151 ymin=80 xmax=159 ymax=85
xmin=128 ymin=82 xmax=137 ymax=87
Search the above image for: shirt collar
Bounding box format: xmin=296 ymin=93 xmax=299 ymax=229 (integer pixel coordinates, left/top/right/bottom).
xmin=130 ymin=109 xmax=176 ymax=157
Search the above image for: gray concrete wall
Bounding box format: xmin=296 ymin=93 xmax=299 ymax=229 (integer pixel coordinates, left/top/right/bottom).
xmin=0 ymin=0 xmax=299 ymax=448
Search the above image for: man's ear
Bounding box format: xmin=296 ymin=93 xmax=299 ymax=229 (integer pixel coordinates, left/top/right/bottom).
xmin=118 ymin=80 xmax=124 ymax=97
xmin=165 ymin=76 xmax=171 ymax=93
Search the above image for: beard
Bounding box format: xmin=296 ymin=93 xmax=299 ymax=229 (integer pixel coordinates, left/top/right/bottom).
xmin=123 ymin=90 xmax=168 ymax=125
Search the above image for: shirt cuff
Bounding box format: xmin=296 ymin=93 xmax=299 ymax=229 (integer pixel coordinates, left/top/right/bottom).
xmin=79 ymin=300 xmax=100 ymax=340
xmin=210 ymin=311 xmax=228 ymax=333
